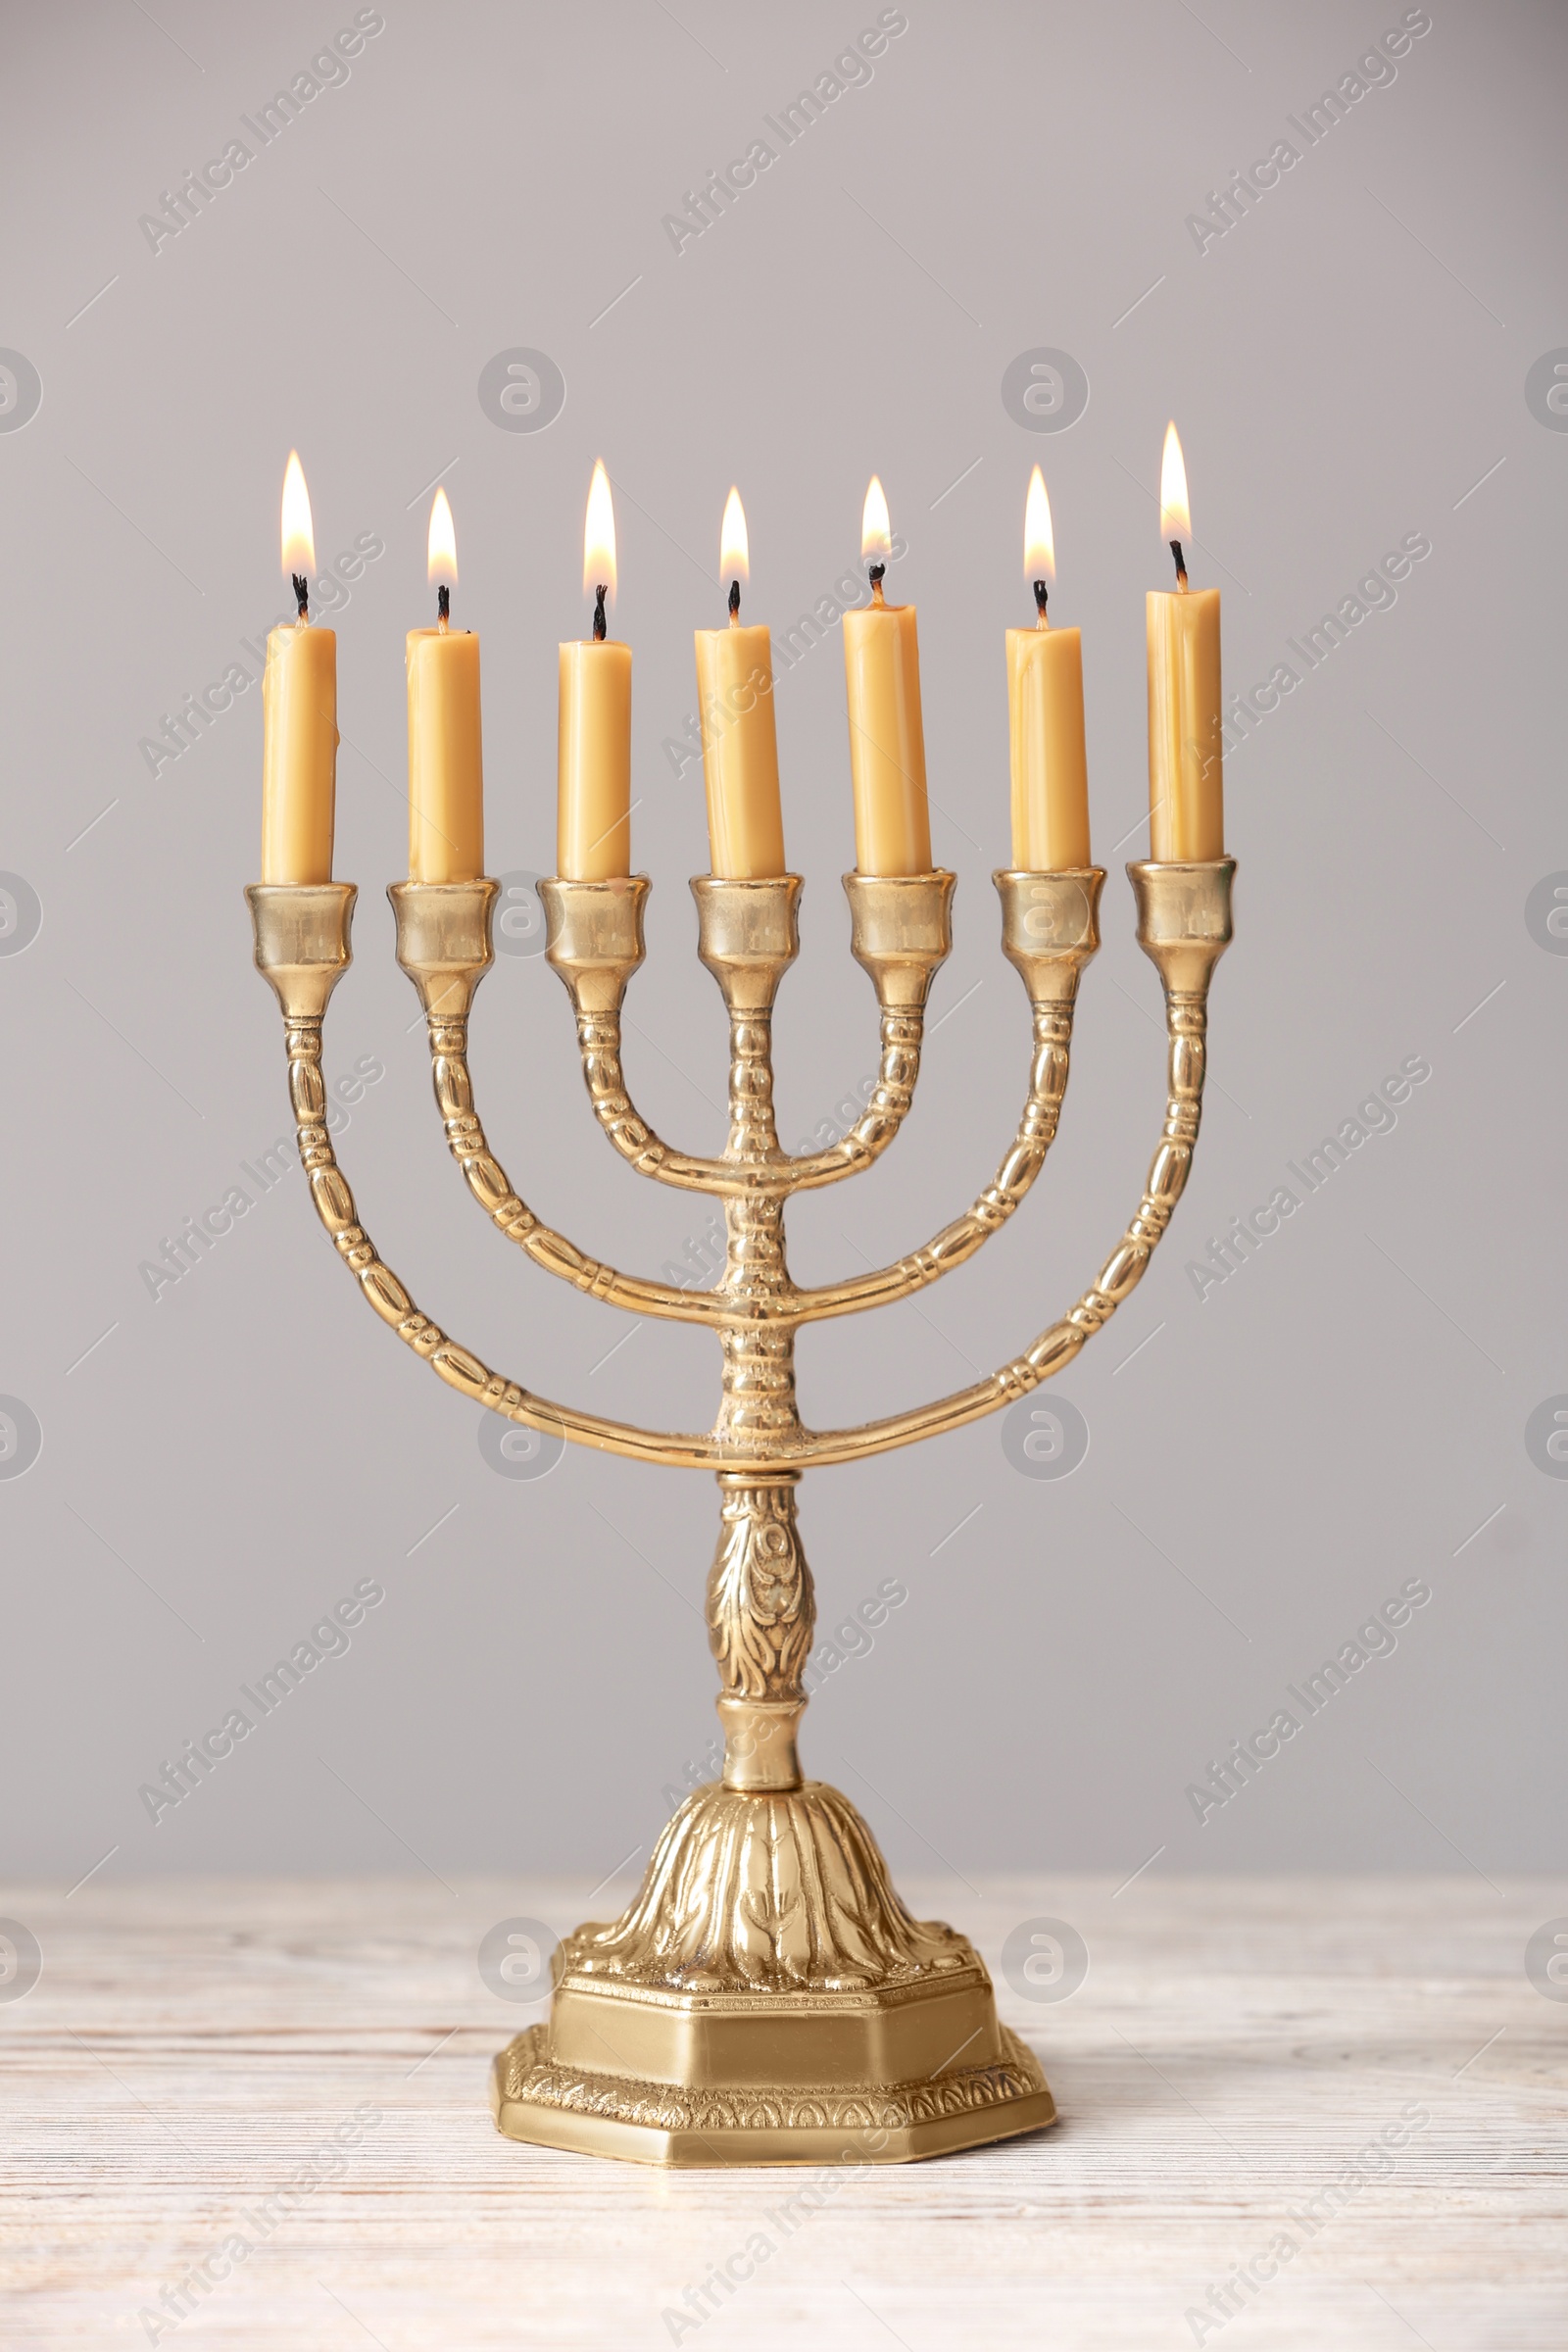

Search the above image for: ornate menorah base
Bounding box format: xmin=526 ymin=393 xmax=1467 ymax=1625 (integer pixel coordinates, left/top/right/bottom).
xmin=490 ymin=1779 xmax=1054 ymax=2166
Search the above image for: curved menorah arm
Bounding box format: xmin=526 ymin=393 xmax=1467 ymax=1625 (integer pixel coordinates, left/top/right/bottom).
xmin=247 ymin=862 xmax=1231 ymax=1480
xmin=787 ymin=860 xmax=1236 ymax=1467
xmin=539 ymin=871 xmax=956 ymax=1199
xmin=790 ymin=870 xmax=1104 ymax=1323
xmin=246 ymin=883 xmax=724 ymax=1470
xmin=388 ymin=882 xmax=726 ymax=1330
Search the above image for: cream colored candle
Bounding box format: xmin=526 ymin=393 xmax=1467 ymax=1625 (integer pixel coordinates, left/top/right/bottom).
xmin=843 ymin=476 xmax=931 ymax=876
xmin=261 ymin=451 xmax=337 ymax=883
xmin=558 ymin=647 xmax=631 ymax=877
xmin=408 ymin=489 xmax=483 ymax=883
xmin=558 ymin=462 xmax=632 ymax=878
xmin=694 ymin=487 xmax=785 ymax=878
xmin=1148 ymin=422 xmax=1223 ymax=861
xmin=1007 ymin=466 xmax=1090 ymax=871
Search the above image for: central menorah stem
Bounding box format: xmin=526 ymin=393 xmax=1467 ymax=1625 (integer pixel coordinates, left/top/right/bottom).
xmin=710 ymin=1002 xmax=815 ymax=1792
xmin=716 ymin=1003 xmax=795 ymax=1446
xmin=699 ymin=877 xmax=813 ymax=1789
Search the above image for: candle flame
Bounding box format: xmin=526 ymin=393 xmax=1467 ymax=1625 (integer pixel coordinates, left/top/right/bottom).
xmin=1023 ymin=465 xmax=1054 ymax=583
xmin=1158 ymin=421 xmax=1191 ymax=544
xmin=720 ymin=485 xmax=749 ymax=584
xmin=583 ymin=459 xmax=616 ymax=603
xmin=427 ymin=486 xmax=458 ymax=586
xmin=860 ymin=473 xmax=892 ymax=564
xmin=280 ymin=450 xmax=315 ymax=579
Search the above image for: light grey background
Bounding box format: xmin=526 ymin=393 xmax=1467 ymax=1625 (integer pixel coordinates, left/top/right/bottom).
xmin=2 ymin=0 xmax=1562 ymax=1891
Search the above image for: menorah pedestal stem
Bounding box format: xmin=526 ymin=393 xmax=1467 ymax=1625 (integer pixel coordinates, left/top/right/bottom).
xmin=491 ymin=1472 xmax=1054 ymax=2166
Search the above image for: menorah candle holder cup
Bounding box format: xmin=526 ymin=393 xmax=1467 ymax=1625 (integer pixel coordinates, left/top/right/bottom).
xmin=247 ymin=851 xmax=1234 ymax=2166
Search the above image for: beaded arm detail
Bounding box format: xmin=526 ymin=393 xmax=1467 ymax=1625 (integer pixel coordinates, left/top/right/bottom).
xmin=566 ymin=1000 xmax=928 ymax=1199
xmin=792 ymin=978 xmax=1209 ymax=1463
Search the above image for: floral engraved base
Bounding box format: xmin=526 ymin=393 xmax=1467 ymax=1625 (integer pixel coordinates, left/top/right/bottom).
xmin=559 ymin=1779 xmax=974 ymax=1994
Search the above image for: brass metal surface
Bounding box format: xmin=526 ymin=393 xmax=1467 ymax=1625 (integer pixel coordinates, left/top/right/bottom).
xmin=387 ymin=876 xmax=499 ymax=1023
xmin=692 ymin=871 xmax=804 ymax=1010
xmin=1129 ymin=856 xmax=1236 ymax=995
xmin=843 ymin=867 xmax=957 ymax=1009
xmin=546 ymin=1967 xmax=1001 ymax=2089
xmin=996 ymin=865 xmax=1104 ymax=1004
xmin=538 ymin=872 xmax=650 ymax=1014
xmin=490 ymin=2021 xmax=1055 ymax=2168
xmin=247 ymin=882 xmax=357 ymax=1019
xmin=248 ymin=855 xmax=1234 ymax=2165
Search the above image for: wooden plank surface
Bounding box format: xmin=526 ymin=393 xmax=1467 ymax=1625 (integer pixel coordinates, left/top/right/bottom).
xmin=2 ymin=1874 xmax=1565 ymax=2348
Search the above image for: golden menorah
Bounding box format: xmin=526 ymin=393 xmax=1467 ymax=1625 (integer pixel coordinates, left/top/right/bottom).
xmin=247 ymin=847 xmax=1233 ymax=2166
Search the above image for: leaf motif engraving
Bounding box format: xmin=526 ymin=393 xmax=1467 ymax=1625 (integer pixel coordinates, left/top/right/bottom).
xmin=707 ymin=1481 xmax=814 ymax=1699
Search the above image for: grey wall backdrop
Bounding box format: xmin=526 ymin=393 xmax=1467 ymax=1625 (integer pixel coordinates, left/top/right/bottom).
xmin=3 ymin=0 xmax=1563 ymax=1892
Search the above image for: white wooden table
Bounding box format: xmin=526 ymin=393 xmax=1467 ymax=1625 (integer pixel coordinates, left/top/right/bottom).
xmin=4 ymin=1875 xmax=1564 ymax=2348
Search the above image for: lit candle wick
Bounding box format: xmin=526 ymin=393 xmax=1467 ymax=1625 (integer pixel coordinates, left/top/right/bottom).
xmin=1169 ymin=538 xmax=1189 ymax=593
xmin=592 ymin=583 xmax=608 ymax=643
xmin=1032 ymin=578 xmax=1050 ymax=631
xmin=727 ymin=577 xmax=741 ymax=627
xmin=437 ymin=582 xmax=451 ymax=634
xmin=292 ymin=570 xmax=310 ymax=623
xmin=868 ymin=562 xmax=886 ymax=609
